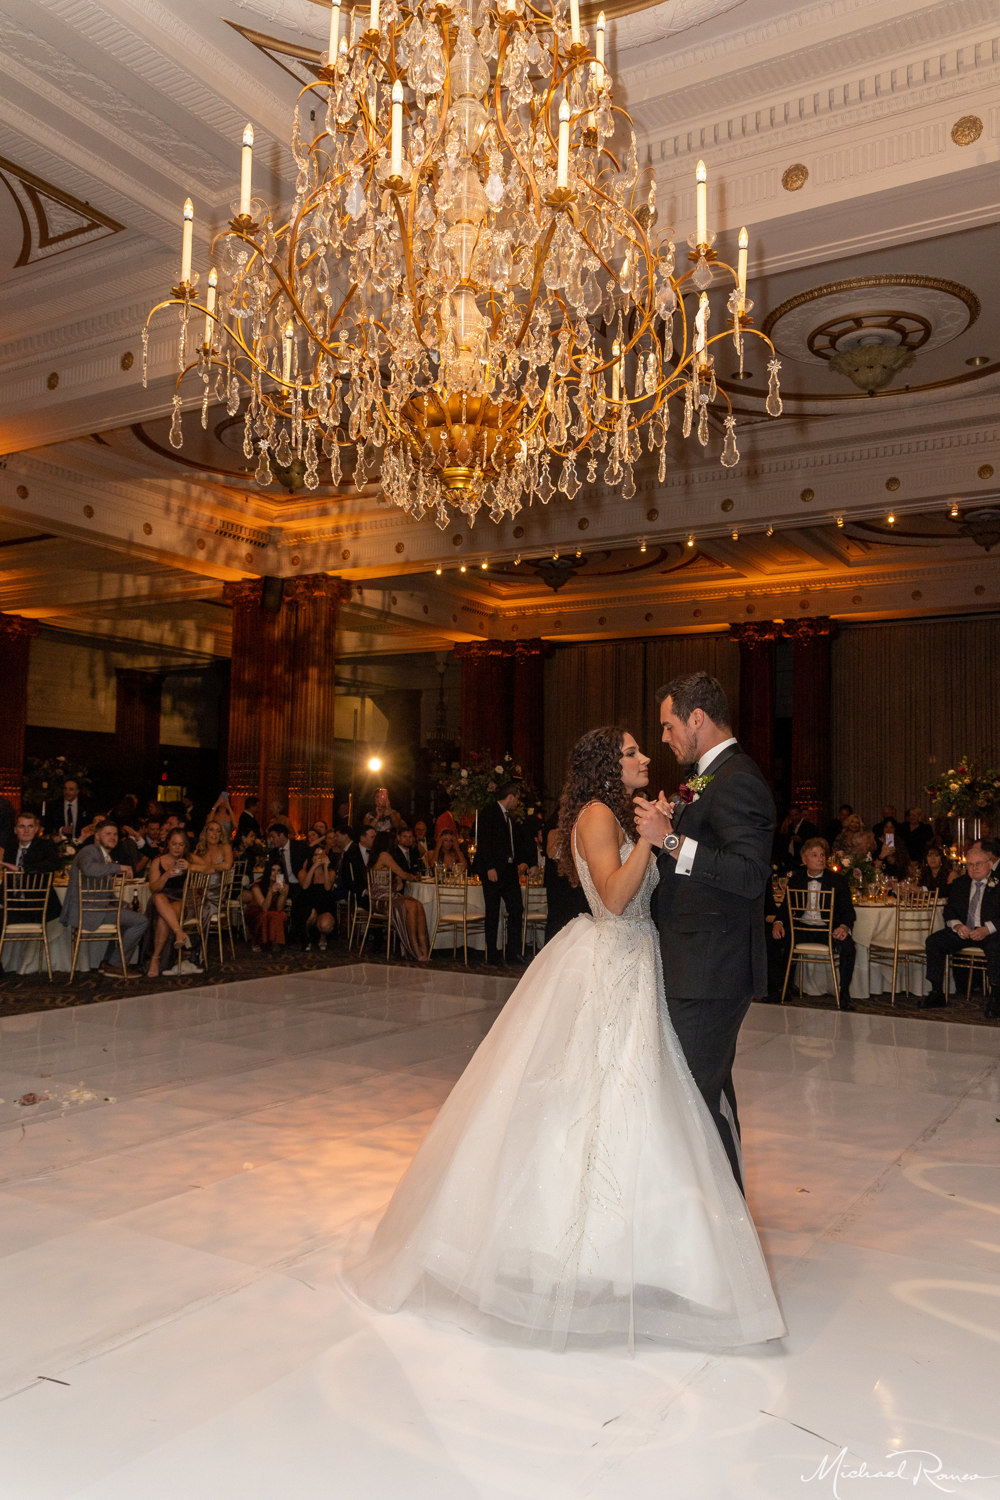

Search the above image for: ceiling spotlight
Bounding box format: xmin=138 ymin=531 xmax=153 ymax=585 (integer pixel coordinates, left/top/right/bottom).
xmin=459 ymin=563 xmax=467 ymax=572
xmin=552 ymin=550 xmax=560 ymax=561
xmin=731 ymin=528 xmax=739 ymax=541
xmin=575 ymin=548 xmax=582 ymax=558
xmin=950 ymin=501 xmax=960 ymax=518
xmin=367 ymin=756 xmax=382 ymax=773
xmin=886 ymin=512 xmax=896 ymax=526
xmin=965 ymin=355 xmax=991 ymax=367
xmin=480 ymin=559 xmax=488 ymax=570
xmin=434 ymin=566 xmax=442 ymax=575
xmin=765 ymin=524 xmax=774 ymax=537
xmin=514 ymin=553 xmax=521 ymax=565
xmin=836 ymin=515 xmax=844 ymax=527
xmin=639 ymin=537 xmax=647 ymax=552
xmin=686 ymin=534 xmax=695 ymax=548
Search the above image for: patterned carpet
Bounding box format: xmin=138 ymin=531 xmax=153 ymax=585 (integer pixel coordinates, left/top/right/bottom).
xmin=1 ymin=936 xmax=996 ymax=1026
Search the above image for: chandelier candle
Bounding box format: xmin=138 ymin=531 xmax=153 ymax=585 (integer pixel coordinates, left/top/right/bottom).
xmin=179 ymin=198 xmax=193 ymax=285
xmin=204 ymin=267 xmax=217 ymax=348
xmin=146 ymin=0 xmax=783 ymax=524
xmin=696 ymin=161 xmax=708 ymax=248
xmin=737 ymin=227 xmax=748 ymax=308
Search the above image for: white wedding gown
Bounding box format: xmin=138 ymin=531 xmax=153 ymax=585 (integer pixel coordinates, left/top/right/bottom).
xmin=342 ymin=823 xmax=785 ymax=1351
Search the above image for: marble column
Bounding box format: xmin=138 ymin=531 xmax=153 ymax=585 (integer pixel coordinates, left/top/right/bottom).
xmin=511 ymin=639 xmax=552 ymax=795
xmin=114 ymin=669 xmax=165 ymax=799
xmin=454 ymin=641 xmax=515 ymax=764
xmin=0 ymin=613 xmax=38 ymax=809
xmin=224 ymin=575 xmax=349 ymax=829
xmin=783 ymin=616 xmax=838 ymax=823
xmin=728 ymin=622 xmax=778 ymax=782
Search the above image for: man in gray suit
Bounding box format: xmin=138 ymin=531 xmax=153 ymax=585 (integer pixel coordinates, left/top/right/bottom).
xmin=634 ymin=671 xmax=775 ymax=1188
xmin=61 ymin=822 xmax=147 ymax=978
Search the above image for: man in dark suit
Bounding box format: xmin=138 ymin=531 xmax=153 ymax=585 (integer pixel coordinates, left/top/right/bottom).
xmin=472 ymin=781 xmax=527 ymax=967
xmin=393 ymin=826 xmax=425 ymax=878
xmin=2 ymin=810 xmax=62 ymax=921
xmin=922 ymin=838 xmax=1000 ymax=1016
xmin=46 ymin=779 xmax=96 ymax=842
xmin=262 ymin=823 xmax=312 ymax=947
xmin=900 ymin=807 xmax=934 ymax=866
xmin=338 ymin=825 xmax=377 ymax=908
xmin=236 ymin=796 xmax=262 ymax=844
xmin=772 ymin=837 xmax=857 ymax=1009
xmin=772 ymin=805 xmax=820 ymax=874
xmin=635 ymin=671 xmax=775 ymax=1187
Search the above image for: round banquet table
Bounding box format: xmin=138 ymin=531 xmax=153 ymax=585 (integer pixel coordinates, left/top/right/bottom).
xmin=794 ymin=899 xmax=946 ymax=999
xmin=4 ymin=880 xmax=151 ymax=976
xmin=404 ymin=878 xmax=548 ymax=953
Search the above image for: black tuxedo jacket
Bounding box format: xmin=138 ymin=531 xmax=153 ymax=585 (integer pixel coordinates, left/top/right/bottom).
xmin=654 ymin=744 xmax=775 ymax=1002
xmin=340 ymin=843 xmax=373 ymax=900
xmin=2 ymin=835 xmax=62 ymax=920
xmin=46 ymin=801 xmax=95 ymax=839
xmin=472 ymin=803 xmax=519 ymax=880
xmin=393 ymin=844 xmax=425 ymax=878
xmin=784 ymin=867 xmax=856 ymax=932
xmin=263 ymin=840 xmax=310 ymax=894
xmin=942 ymin=869 xmax=1000 ymax=931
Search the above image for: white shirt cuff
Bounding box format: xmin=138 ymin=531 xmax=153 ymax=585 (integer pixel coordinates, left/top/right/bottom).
xmin=986 ymin=921 xmax=996 ymax=936
xmin=947 ymin=919 xmax=961 ymax=929
xmin=674 ymin=836 xmax=698 ymax=876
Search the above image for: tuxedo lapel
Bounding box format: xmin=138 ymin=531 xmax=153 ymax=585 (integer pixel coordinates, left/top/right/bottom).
xmin=673 ymin=743 xmax=742 ymax=827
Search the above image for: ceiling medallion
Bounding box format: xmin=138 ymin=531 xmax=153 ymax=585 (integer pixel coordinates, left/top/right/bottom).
xmin=146 ymin=0 xmax=783 ymax=530
xmin=956 ymin=506 xmax=1000 ymax=553
xmin=781 ymin=163 xmax=808 ymax=191
xmin=951 ymin=115 xmax=983 ymax=146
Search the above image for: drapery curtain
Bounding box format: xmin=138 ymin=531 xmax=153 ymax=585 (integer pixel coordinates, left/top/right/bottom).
xmin=543 ymin=634 xmax=739 ymax=801
xmin=830 ymin=617 xmax=1000 ymax=822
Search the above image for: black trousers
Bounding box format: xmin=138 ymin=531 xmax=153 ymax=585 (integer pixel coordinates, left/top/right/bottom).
xmin=483 ymin=865 xmax=523 ymax=962
xmin=666 ymin=992 xmax=751 ymax=1190
xmin=926 ymin=926 xmax=1000 ymax=993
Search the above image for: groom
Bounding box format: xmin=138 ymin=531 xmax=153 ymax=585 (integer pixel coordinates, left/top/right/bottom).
xmin=634 ymin=672 xmax=775 ymax=1188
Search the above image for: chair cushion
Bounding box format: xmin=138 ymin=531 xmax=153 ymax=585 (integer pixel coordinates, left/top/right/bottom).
xmin=793 ymin=942 xmax=833 ymax=956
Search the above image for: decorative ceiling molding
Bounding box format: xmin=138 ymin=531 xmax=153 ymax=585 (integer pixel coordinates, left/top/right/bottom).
xmin=0 ymin=154 xmax=124 ymax=267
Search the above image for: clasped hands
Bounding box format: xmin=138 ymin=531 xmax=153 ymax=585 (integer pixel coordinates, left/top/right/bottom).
xmin=633 ymin=792 xmax=678 ymax=855
xmin=955 ymin=923 xmax=991 ymax=942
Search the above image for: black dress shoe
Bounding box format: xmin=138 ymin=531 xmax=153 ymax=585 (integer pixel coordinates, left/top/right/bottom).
xmin=838 ymin=998 xmax=854 ymax=1012
xmin=914 ymin=991 xmax=947 ymax=1009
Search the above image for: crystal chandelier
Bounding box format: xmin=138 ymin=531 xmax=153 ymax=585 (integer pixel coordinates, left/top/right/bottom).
xmin=145 ymin=0 xmax=783 ymax=528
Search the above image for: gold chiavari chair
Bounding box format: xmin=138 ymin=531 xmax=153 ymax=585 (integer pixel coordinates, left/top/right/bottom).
xmin=431 ymin=864 xmax=485 ymax=966
xmin=522 ymin=877 xmax=548 ymax=955
xmin=69 ymin=873 xmax=127 ymax=980
xmin=781 ymin=886 xmax=838 ymax=1003
xmin=868 ymin=890 xmax=939 ymax=1005
xmin=203 ymin=865 xmax=237 ymax=964
xmin=0 ymin=870 xmax=55 ymax=980
xmin=358 ymin=866 xmax=395 ymax=958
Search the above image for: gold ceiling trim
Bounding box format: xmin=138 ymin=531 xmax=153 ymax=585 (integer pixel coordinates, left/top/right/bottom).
xmin=0 ymin=155 xmax=124 ymax=268
xmin=763 ymin=276 xmax=980 ymax=339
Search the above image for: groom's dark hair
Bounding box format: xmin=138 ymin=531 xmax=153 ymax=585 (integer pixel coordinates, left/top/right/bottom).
xmin=656 ymin=671 xmax=731 ymax=729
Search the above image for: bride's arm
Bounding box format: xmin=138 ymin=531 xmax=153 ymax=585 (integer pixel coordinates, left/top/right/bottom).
xmin=575 ymin=803 xmax=654 ymax=916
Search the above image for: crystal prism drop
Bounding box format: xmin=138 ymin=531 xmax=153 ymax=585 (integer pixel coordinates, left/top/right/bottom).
xmin=720 ymin=414 xmax=739 ymax=468
xmin=766 ymin=358 xmax=783 ymax=417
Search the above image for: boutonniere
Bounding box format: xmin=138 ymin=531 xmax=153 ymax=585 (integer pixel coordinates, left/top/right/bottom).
xmin=987 ymin=873 xmax=999 ymax=890
xmin=678 ymin=773 xmax=715 ymax=803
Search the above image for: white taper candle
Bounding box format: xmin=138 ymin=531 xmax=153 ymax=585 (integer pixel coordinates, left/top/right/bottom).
xmin=180 ymin=198 xmax=194 ymax=283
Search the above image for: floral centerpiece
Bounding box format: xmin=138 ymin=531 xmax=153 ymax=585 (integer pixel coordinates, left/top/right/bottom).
xmin=925 ymin=757 xmax=1000 ymax=818
xmin=830 ymin=851 xmax=877 ymax=890
xmin=439 ymin=752 xmax=534 ymax=823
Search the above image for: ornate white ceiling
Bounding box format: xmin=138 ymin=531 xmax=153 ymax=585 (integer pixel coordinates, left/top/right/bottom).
xmin=0 ymin=0 xmax=997 ymax=661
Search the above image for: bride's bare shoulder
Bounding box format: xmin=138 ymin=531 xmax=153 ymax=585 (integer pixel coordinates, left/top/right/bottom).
xmin=575 ymin=802 xmax=623 ymax=849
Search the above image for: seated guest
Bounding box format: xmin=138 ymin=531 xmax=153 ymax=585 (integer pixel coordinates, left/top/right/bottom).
xmin=369 ymin=830 xmax=431 ymax=962
xmin=298 ymin=838 xmax=336 ymax=951
xmin=2 ymin=811 xmax=62 ymax=931
xmin=340 ymin=825 xmax=377 ymax=907
xmin=901 ymin=807 xmax=934 ymax=866
xmin=919 ymin=846 xmax=953 ymax=895
xmin=773 ymin=805 xmax=820 ymax=874
xmin=922 ymin=839 xmax=1000 ymax=1015
xmin=46 ymin=778 xmax=96 ymax=843
xmin=234 ymin=826 xmax=261 ymax=860
xmin=871 ymin=804 xmax=899 ymax=844
xmin=393 ymin=826 xmax=425 ymax=878
xmin=833 ymin=814 xmax=876 ymax=861
xmin=412 ymin=820 xmax=430 ymax=860
xmin=147 ymin=831 xmax=202 ymax=979
xmin=772 ymin=837 xmax=857 ymax=1010
xmin=115 ymin=824 xmax=150 ymax=877
xmin=876 ymin=818 xmax=911 ymax=880
xmin=194 ymin=819 xmax=234 ymax=875
xmin=247 ymin=865 xmax=290 ymax=953
xmin=432 ymin=827 xmax=468 ymax=873
xmin=824 ymin=802 xmax=853 ymax=846
xmin=235 ymin=796 xmax=262 ymax=843
xmin=141 ymin=817 xmax=164 ymax=857
xmin=60 ymin=822 xmax=147 ymax=979
xmin=434 ymin=809 xmax=458 ymax=841
xmin=263 ymin=823 xmax=311 ymax=947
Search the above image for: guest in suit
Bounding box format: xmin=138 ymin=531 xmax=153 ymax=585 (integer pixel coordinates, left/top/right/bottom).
xmin=393 ymin=827 xmax=425 ymax=878
xmin=773 ymin=805 xmax=821 ymax=874
xmin=236 ymin=796 xmax=262 ymax=844
xmin=339 ymin=825 xmax=377 ymax=911
xmin=634 ymin=671 xmax=775 ymax=1187
xmin=473 ymin=782 xmax=528 ymax=967
xmin=412 ymin=820 xmax=430 ymax=862
xmin=262 ymin=824 xmax=311 ymax=947
xmin=772 ymin=838 xmax=857 ymax=1009
xmin=60 ymin=822 xmax=147 ymax=978
xmin=2 ymin=811 xmax=62 ymax=924
xmin=923 ymin=839 xmax=1000 ymax=1015
xmin=47 ymin=778 xmax=96 ymax=843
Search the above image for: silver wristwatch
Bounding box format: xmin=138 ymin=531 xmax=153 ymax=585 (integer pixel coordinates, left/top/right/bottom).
xmin=662 ymin=833 xmax=681 ymax=853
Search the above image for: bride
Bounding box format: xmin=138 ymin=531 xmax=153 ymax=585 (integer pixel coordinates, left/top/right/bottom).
xmin=342 ymin=726 xmax=785 ymax=1351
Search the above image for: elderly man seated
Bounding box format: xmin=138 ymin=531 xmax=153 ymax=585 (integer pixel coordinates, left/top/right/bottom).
xmin=922 ymin=839 xmax=1000 ymax=1016
xmin=60 ymin=821 xmax=147 ymax=978
xmin=772 ymin=836 xmax=857 ymax=1010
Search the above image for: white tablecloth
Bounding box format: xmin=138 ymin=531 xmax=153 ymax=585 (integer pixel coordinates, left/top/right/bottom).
xmin=796 ymin=901 xmax=945 ymax=999
xmin=4 ymin=881 xmax=150 ymax=976
xmin=404 ymin=880 xmax=548 ymax=953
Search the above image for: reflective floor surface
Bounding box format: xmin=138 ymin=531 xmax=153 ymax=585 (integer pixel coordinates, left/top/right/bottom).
xmin=1 ymin=966 xmax=998 ymax=1500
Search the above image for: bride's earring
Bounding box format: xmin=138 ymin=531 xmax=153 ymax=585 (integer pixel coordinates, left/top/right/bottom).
xmin=603 ymin=779 xmax=610 ymax=788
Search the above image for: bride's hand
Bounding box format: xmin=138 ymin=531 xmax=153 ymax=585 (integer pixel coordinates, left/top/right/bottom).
xmin=633 ymin=794 xmax=671 ymax=847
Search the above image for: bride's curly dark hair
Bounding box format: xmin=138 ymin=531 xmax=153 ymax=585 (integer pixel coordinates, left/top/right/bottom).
xmin=555 ymin=726 xmax=636 ymax=885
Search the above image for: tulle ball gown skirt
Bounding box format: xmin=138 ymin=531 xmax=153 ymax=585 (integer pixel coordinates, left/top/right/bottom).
xmin=343 ymin=912 xmax=785 ymax=1352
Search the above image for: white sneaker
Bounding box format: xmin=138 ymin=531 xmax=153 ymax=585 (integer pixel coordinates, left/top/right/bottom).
xmin=179 ymin=959 xmax=203 ymax=975
xmin=161 ymin=964 xmax=179 ymax=977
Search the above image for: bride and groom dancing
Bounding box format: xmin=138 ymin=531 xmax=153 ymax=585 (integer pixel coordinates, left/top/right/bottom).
xmin=344 ymin=671 xmax=785 ymax=1350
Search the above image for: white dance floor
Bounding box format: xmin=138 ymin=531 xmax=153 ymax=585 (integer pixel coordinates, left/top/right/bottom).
xmin=1 ymin=966 xmax=998 ymax=1500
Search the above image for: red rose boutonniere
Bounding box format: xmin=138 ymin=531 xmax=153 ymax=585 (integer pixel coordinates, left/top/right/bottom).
xmin=678 ymin=773 xmax=714 ymax=803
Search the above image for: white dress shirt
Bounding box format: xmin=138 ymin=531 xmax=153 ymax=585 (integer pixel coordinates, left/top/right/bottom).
xmin=948 ymin=866 xmax=997 ymax=935
xmin=673 ymin=737 xmax=738 ymax=877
